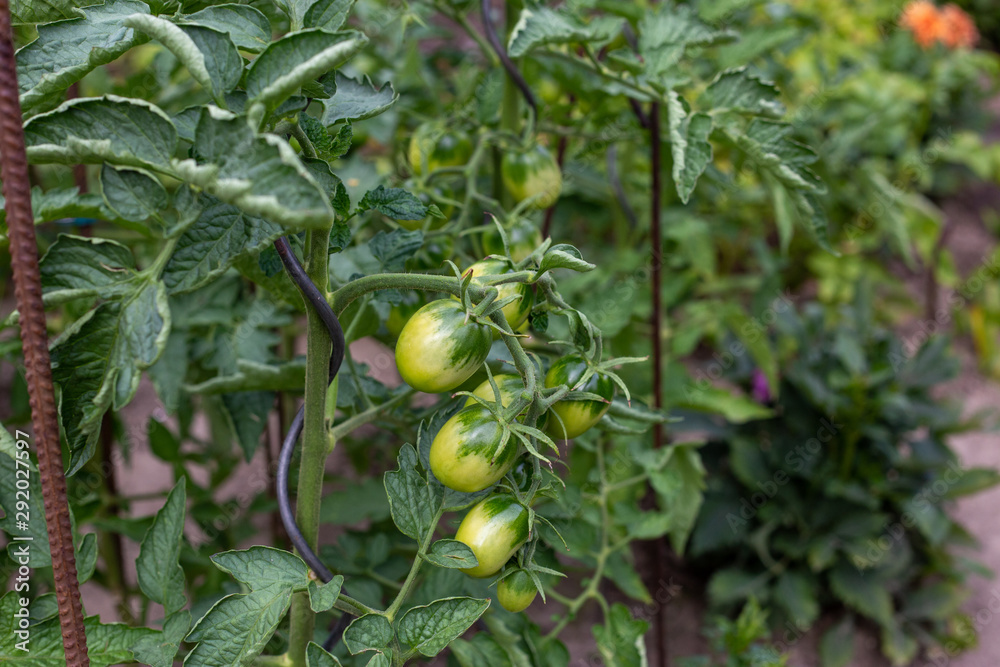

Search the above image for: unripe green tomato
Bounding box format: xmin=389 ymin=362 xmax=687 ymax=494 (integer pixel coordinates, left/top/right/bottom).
xmin=497 ymin=570 xmax=538 ymax=612
xmin=464 ymin=374 xmax=524 ymax=408
xmin=537 ymin=77 xmax=563 ymax=106
xmin=408 ymin=125 xmax=473 ymax=176
xmin=501 ymin=146 xmax=562 ymax=209
xmin=483 ymin=218 xmax=544 ymax=263
xmin=462 ymin=259 xmax=533 ymax=331
xmin=429 ymin=405 xmax=518 ymax=493
xmin=455 ymin=495 xmax=530 ymax=578
xmin=386 ymin=292 xmax=426 ymax=339
xmin=544 ymin=355 xmax=614 ymax=440
xmin=395 ymin=300 xmax=491 ymax=393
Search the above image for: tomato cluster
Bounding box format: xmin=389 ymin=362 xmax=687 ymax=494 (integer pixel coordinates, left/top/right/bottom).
xmin=388 ymin=267 xmax=614 ymax=612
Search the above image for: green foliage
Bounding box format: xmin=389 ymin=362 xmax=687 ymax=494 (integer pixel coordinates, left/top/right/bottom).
xmin=688 ymin=299 xmax=998 ymax=664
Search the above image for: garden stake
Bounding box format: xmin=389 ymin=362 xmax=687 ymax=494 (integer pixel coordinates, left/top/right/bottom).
xmin=0 ymin=0 xmax=90 ymax=662
xmin=650 ymin=101 xmax=669 ymax=667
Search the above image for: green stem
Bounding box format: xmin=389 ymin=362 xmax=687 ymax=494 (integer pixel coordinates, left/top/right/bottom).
xmin=329 ymin=389 xmax=417 ymax=442
xmin=385 ymin=508 xmax=444 ymax=621
xmin=287 ymin=225 xmax=334 ymax=667
xmin=334 ymin=593 xmax=379 ymax=617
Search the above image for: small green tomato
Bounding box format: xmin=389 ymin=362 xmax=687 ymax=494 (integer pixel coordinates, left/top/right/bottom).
xmin=408 ymin=125 xmax=473 ymax=175
xmin=461 ymin=259 xmax=533 ymax=332
xmin=455 ymin=494 xmax=530 ymax=578
xmin=501 ymin=145 xmax=562 ymax=209
xmin=497 ymin=569 xmax=538 ymax=612
xmin=544 ymin=355 xmax=614 ymax=440
xmin=395 ymin=300 xmax=491 ymax=393
xmin=429 ymin=404 xmax=518 ymax=493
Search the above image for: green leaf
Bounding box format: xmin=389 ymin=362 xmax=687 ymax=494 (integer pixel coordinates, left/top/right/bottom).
xmin=647 ymin=444 xmax=705 ymax=555
xmin=900 ymin=582 xmax=966 ymax=620
xmin=397 ymin=597 xmax=490 ymax=657
xmin=221 ymin=391 xmax=275 ymax=461
xmin=0 ymin=592 xmax=158 ymax=666
xmin=211 ymin=546 xmax=311 ymax=590
xmin=130 ymin=611 xmax=191 ymax=667
xmin=774 ymin=570 xmax=819 ymax=627
xmin=0 ymin=429 xmax=50 ymax=566
xmin=100 ymin=164 xmax=168 ymax=223
xmin=184 ymin=359 xmax=306 ymax=394
xmin=343 ymin=614 xmax=393 ymax=655
xmin=246 ymin=29 xmax=368 ymax=113
xmin=829 ymin=564 xmax=893 ymax=626
xmin=178 ymin=108 xmax=333 ymax=229
xmin=638 ymin=4 xmax=735 ymax=82
xmin=76 ymin=532 xmax=98 ymax=583
xmin=604 ymin=551 xmax=651 ymax=603
xmin=944 ymin=467 xmax=1000 ymax=498
xmin=368 ymin=229 xmax=424 ymax=272
xmin=507 ymin=6 xmax=620 ymax=58
xmin=0 ymin=185 xmax=118 ymax=227
xmin=707 ymin=568 xmax=767 ymax=606
xmin=307 ymin=641 xmax=344 ymax=667
xmin=451 ymin=635 xmax=513 ymax=667
xmin=182 ymin=4 xmax=272 ymax=53
xmin=704 ymin=68 xmax=784 ymax=118
xmin=137 ymin=478 xmax=187 ymax=615
xmin=424 ymin=539 xmax=479 ymax=569
xmin=880 ymin=622 xmax=918 ymax=666
xmin=665 ymin=92 xmax=712 ymax=204
xmin=819 ymin=615 xmax=855 ymax=667
xmin=721 ymin=303 xmax=778 ymax=397
xmin=359 ymin=185 xmax=428 ymax=221
xmin=39 ymin=234 xmax=137 ymax=303
xmin=161 ymin=195 xmax=282 ymax=294
xmin=308 ymin=575 xmax=344 ymax=613
xmin=383 ymin=444 xmax=437 ymax=541
xmin=320 ymin=72 xmax=398 ymax=125
xmin=305 ymin=0 xmax=357 ymax=32
xmin=16 ymin=0 xmax=151 ymax=113
xmin=10 ymin=0 xmax=77 ymax=25
xmin=592 ymin=603 xmax=649 ymax=667
xmin=24 ymin=96 xmax=178 ymax=170
xmin=124 ymin=15 xmax=242 ymax=106
xmin=538 ymin=243 xmax=595 ymax=273
xmin=678 ymin=383 xmax=772 ymax=423
xmin=185 ymin=588 xmax=293 ymax=666
xmin=51 ymin=277 xmax=171 ymax=474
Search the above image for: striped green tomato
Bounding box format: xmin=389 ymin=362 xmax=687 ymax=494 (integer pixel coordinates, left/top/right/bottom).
xmin=464 ymin=374 xmax=524 ymax=408
xmin=429 ymin=405 xmax=518 ymax=493
xmin=408 ymin=125 xmax=473 ymax=176
xmin=455 ymin=494 xmax=530 ymax=578
xmin=483 ymin=218 xmax=543 ymax=263
xmin=501 ymin=146 xmax=562 ymax=209
xmin=395 ymin=300 xmax=491 ymax=393
xmin=497 ymin=569 xmax=538 ymax=612
xmin=545 ymin=355 xmax=614 ymax=439
xmin=464 ymin=259 xmax=533 ymax=331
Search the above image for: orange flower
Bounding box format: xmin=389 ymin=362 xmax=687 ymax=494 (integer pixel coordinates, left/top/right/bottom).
xmin=900 ymin=0 xmax=947 ymax=48
xmin=940 ymin=4 xmax=979 ymax=49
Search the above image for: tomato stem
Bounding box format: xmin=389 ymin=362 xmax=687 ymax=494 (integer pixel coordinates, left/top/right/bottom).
xmin=287 ymin=224 xmax=334 ymax=667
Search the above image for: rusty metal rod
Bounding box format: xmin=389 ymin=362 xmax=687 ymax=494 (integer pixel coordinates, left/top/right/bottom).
xmin=0 ymin=0 xmax=90 ymax=663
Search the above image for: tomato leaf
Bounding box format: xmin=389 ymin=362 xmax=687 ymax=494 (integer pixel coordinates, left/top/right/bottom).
xmin=100 ymin=164 xmax=168 ymax=224
xmin=424 ymin=539 xmax=479 ymax=569
xmin=130 ymin=611 xmax=191 ymax=667
xmin=136 ymin=478 xmax=187 ymax=615
xmin=182 ymin=4 xmax=271 ymax=53
xmin=507 ymin=6 xmax=620 ymax=58
xmin=359 ymin=186 xmax=429 ymax=221
xmin=397 ymin=597 xmax=490 ymax=657
xmin=16 ymin=0 xmax=151 ymax=113
xmin=185 ymin=588 xmax=293 ymax=666
xmin=665 ymin=91 xmax=713 ymax=204
xmin=321 ymin=72 xmax=398 ymax=125
xmin=306 ymin=641 xmax=344 ymax=667
xmin=308 ymin=575 xmax=345 ymax=613
xmin=210 ymin=546 xmax=311 ymax=590
xmin=245 ymin=29 xmax=367 ymax=114
xmin=384 ymin=444 xmax=437 ymax=541
xmin=343 ymin=614 xmax=393 ymax=655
